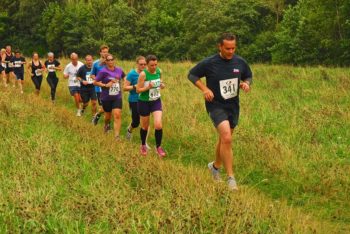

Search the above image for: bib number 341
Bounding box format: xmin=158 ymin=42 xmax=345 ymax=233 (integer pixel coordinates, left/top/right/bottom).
xmin=220 ymin=78 xmax=238 ymax=100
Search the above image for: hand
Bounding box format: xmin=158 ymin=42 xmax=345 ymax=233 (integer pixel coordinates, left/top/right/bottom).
xmin=148 ymin=82 xmax=154 ymax=89
xmin=82 ymin=81 xmax=88 ymax=85
xmin=160 ymin=82 xmax=165 ymax=89
xmin=240 ymin=82 xmax=250 ymax=93
xmin=203 ymin=88 xmax=214 ymax=102
xmin=105 ymin=81 xmax=113 ymax=88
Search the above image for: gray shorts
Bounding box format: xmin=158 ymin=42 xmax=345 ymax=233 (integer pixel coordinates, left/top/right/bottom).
xmin=69 ymin=86 xmax=80 ymax=96
xmin=207 ymin=107 xmax=239 ymax=129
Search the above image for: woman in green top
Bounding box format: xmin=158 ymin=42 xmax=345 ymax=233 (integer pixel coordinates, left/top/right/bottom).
xmin=136 ymin=55 xmax=166 ymax=157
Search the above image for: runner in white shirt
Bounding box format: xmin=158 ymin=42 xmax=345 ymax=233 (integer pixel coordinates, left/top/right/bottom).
xmin=63 ymin=53 xmax=84 ymax=116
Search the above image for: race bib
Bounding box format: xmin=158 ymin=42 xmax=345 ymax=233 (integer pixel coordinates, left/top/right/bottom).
xmin=109 ymin=82 xmax=120 ymax=96
xmin=35 ymin=69 xmax=42 ymax=76
xmin=2 ymin=63 xmax=6 ymax=68
xmin=8 ymin=62 xmax=13 ymax=68
xmin=86 ymin=74 xmax=94 ymax=84
xmin=219 ymin=78 xmax=238 ymax=100
xmin=14 ymin=61 xmax=22 ymax=68
xmin=47 ymin=64 xmax=55 ymax=72
xmin=149 ymin=87 xmax=161 ymax=100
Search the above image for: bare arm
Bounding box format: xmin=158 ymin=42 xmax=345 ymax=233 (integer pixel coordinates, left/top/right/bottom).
xmin=123 ymin=79 xmax=135 ymax=91
xmin=136 ymin=71 xmax=152 ymax=93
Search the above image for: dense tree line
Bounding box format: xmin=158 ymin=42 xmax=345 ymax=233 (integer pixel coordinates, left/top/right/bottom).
xmin=0 ymin=0 xmax=349 ymax=65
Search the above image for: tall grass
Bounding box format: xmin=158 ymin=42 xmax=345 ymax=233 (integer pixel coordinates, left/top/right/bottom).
xmin=0 ymin=60 xmax=349 ymax=233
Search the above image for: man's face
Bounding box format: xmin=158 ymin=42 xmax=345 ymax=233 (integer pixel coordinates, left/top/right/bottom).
xmin=85 ymin=56 xmax=93 ymax=67
xmin=147 ymin=60 xmax=157 ymax=73
xmin=15 ymin=53 xmax=20 ymax=58
xmin=71 ymin=55 xmax=78 ymax=65
xmin=219 ymin=40 xmax=236 ymax=60
xmin=100 ymin=48 xmax=109 ymax=59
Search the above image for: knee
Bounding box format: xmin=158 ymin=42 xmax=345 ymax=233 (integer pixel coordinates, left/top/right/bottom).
xmin=154 ymin=122 xmax=162 ymax=130
xmin=220 ymin=133 xmax=232 ymax=145
xmin=114 ymin=111 xmax=121 ymax=119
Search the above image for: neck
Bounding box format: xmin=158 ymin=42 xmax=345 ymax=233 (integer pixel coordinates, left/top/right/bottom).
xmin=107 ymin=65 xmax=114 ymax=70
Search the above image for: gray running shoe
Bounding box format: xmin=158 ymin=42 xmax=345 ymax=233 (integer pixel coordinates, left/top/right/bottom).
xmin=104 ymin=123 xmax=111 ymax=134
xmin=92 ymin=113 xmax=101 ymax=125
xmin=227 ymin=176 xmax=239 ymax=191
xmin=208 ymin=162 xmax=221 ymax=181
xmin=126 ymin=127 xmax=132 ymax=140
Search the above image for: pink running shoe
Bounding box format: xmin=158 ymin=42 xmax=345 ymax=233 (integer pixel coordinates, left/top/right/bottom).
xmin=156 ymin=146 xmax=166 ymax=158
xmin=140 ymin=145 xmax=148 ymax=156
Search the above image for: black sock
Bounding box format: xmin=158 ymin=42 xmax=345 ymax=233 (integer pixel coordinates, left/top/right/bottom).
xmin=155 ymin=129 xmax=163 ymax=148
xmin=140 ymin=128 xmax=148 ymax=145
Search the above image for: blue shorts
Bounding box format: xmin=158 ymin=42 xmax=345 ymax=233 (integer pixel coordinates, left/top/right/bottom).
xmin=69 ymin=86 xmax=80 ymax=96
xmin=15 ymin=72 xmax=24 ymax=80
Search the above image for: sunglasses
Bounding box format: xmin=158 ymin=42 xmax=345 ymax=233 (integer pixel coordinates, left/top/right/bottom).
xmin=106 ymin=58 xmax=114 ymax=61
xmin=138 ymin=63 xmax=146 ymax=66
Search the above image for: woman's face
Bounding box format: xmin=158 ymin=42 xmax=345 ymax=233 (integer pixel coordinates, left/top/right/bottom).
xmin=33 ymin=53 xmax=39 ymax=60
xmin=106 ymin=55 xmax=115 ymax=67
xmin=137 ymin=59 xmax=146 ymax=71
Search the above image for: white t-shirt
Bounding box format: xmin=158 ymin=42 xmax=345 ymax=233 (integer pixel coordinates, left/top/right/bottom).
xmin=64 ymin=61 xmax=84 ymax=87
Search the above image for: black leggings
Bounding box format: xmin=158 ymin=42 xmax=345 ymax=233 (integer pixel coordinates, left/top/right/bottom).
xmin=31 ymin=76 xmax=42 ymax=90
xmin=129 ymin=102 xmax=140 ymax=128
xmin=47 ymin=76 xmax=59 ymax=101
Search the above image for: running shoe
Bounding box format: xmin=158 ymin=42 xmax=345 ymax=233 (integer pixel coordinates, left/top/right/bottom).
xmin=76 ymin=109 xmax=82 ymax=117
xmin=156 ymin=146 xmax=166 ymax=158
xmin=92 ymin=113 xmax=101 ymax=125
xmin=126 ymin=127 xmax=132 ymax=140
xmin=227 ymin=176 xmax=239 ymax=191
xmin=208 ymin=162 xmax=221 ymax=181
xmin=140 ymin=145 xmax=148 ymax=156
xmin=146 ymin=143 xmax=151 ymax=150
xmin=104 ymin=123 xmax=111 ymax=133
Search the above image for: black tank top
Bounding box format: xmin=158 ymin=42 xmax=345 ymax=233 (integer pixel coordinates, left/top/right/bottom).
xmin=5 ymin=53 xmax=13 ymax=62
xmin=32 ymin=61 xmax=43 ymax=77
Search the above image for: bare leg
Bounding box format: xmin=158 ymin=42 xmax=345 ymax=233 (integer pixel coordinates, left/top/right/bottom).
xmin=216 ymin=121 xmax=234 ymax=177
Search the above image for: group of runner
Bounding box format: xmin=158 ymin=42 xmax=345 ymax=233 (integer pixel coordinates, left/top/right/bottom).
xmin=1 ymin=33 xmax=253 ymax=191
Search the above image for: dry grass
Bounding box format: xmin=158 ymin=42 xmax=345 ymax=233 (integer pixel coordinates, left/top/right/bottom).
xmin=0 ymin=60 xmax=349 ymax=233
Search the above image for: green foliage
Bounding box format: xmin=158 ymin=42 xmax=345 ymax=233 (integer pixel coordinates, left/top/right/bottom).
xmin=0 ymin=0 xmax=349 ymax=65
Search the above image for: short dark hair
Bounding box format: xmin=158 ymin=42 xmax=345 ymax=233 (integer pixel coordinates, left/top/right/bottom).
xmin=217 ymin=33 xmax=236 ymax=45
xmin=15 ymin=50 xmax=20 ymax=54
xmin=146 ymin=55 xmax=157 ymax=64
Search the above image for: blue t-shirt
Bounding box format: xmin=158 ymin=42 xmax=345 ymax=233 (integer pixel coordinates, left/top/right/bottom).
xmin=126 ymin=69 xmax=140 ymax=102
xmin=91 ymin=59 xmax=105 ymax=93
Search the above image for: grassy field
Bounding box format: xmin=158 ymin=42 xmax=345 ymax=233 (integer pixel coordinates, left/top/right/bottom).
xmin=0 ymin=59 xmax=349 ymax=233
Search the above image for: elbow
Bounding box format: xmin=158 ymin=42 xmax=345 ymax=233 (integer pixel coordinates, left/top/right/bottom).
xmin=188 ymin=73 xmax=199 ymax=84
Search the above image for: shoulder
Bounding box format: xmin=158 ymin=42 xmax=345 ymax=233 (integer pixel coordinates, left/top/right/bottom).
xmin=233 ymin=55 xmax=249 ymax=65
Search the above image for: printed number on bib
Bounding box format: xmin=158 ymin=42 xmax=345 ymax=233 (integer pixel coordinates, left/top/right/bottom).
xmin=48 ymin=65 xmax=55 ymax=72
xmin=14 ymin=61 xmax=22 ymax=68
xmin=149 ymin=87 xmax=161 ymax=100
xmin=2 ymin=63 xmax=6 ymax=68
xmin=109 ymin=83 xmax=120 ymax=96
xmin=86 ymin=74 xmax=94 ymax=84
xmin=219 ymin=78 xmax=238 ymax=100
xmin=35 ymin=69 xmax=42 ymax=76
xmin=8 ymin=62 xmax=13 ymax=68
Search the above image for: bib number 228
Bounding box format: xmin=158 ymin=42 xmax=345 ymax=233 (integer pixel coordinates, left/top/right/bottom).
xmin=109 ymin=83 xmax=120 ymax=96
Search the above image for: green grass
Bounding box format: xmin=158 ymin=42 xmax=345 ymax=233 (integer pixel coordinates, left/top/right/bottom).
xmin=0 ymin=60 xmax=349 ymax=233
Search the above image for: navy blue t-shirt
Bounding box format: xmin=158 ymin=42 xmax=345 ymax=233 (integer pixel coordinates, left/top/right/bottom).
xmin=189 ymin=53 xmax=252 ymax=111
